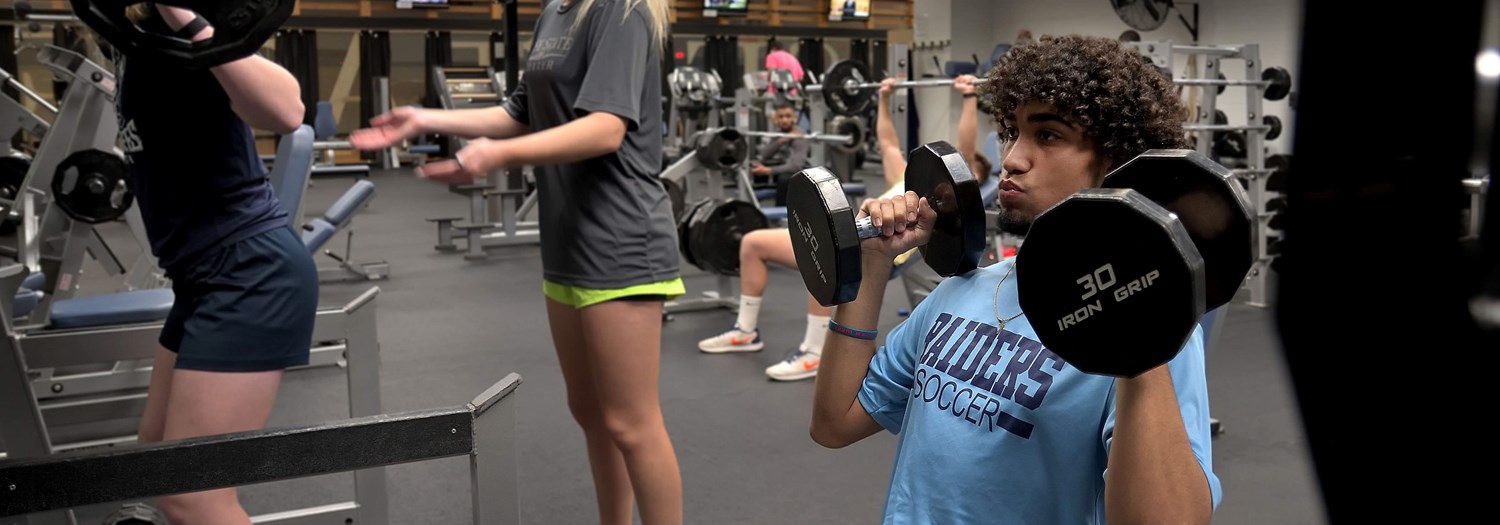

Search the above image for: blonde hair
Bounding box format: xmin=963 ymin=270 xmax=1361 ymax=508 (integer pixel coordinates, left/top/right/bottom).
xmin=569 ymin=0 xmax=671 ymax=50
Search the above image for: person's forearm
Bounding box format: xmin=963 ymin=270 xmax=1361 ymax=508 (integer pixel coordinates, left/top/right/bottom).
xmin=1105 ymin=366 xmax=1213 ymax=525
xmin=492 ymin=112 xmax=625 ymax=169
xmin=810 ymin=255 xmax=891 ymax=446
xmin=420 ymin=106 xmax=530 ymax=140
xmin=876 ymin=95 xmax=899 ymax=151
xmin=957 ymin=97 xmax=979 ymax=161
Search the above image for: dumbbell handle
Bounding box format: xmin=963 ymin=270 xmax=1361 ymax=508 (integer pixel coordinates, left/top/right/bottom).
xmin=854 ymin=216 xmax=880 ymax=239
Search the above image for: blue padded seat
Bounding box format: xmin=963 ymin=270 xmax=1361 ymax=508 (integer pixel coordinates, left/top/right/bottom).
xmin=314 ymin=101 xmax=337 ymax=139
xmin=409 ymin=143 xmax=442 ymax=155
xmin=324 ymin=180 xmax=376 ymax=225
xmin=13 ymin=289 xmax=40 ymax=318
xmin=269 ymin=125 xmax=316 ymax=219
xmin=842 ymin=182 xmax=866 ymax=196
xmin=21 ymin=272 xmax=44 ymax=291
xmin=49 ymin=289 xmax=176 ymax=329
xmin=755 ymin=188 xmax=777 ymax=201
xmin=979 ymin=176 xmax=1000 ymax=208
xmin=761 ymin=206 xmax=787 ymax=222
xmin=302 ymin=219 xmax=337 ymax=253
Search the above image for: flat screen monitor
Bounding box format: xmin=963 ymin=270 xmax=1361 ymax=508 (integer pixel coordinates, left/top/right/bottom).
xmin=828 ymin=0 xmax=870 ymax=21
xmin=704 ymin=0 xmax=749 ymax=17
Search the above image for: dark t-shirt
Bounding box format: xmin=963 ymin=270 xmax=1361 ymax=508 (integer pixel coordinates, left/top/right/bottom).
xmin=113 ymin=14 xmax=287 ymax=278
xmin=502 ymin=0 xmax=678 ymax=289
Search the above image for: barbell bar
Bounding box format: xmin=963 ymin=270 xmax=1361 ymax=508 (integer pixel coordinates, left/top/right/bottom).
xmin=739 ymin=130 xmax=855 ymax=146
xmin=805 ymin=76 xmax=991 ymax=93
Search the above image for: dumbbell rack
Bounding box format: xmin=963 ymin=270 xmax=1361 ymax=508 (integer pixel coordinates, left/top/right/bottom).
xmin=1130 ymin=41 xmax=1282 ymax=308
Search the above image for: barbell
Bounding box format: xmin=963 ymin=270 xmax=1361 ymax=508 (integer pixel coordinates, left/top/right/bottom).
xmin=1174 ymin=67 xmax=1294 ymax=101
xmin=72 ymin=0 xmax=293 ymax=70
xmin=739 ymin=117 xmax=866 ymax=155
xmin=807 ymin=60 xmax=990 ymax=116
xmin=807 ymin=58 xmax=1294 ymax=117
xmin=788 ymin=142 xmax=1254 ymax=377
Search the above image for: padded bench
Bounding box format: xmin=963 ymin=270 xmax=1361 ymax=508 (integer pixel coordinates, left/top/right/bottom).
xmin=48 ymin=289 xmax=176 ymax=329
xmin=303 ymin=179 xmax=377 ymax=252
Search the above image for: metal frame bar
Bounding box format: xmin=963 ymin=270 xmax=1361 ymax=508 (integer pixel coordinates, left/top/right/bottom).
xmin=0 ymin=375 xmax=522 ymax=523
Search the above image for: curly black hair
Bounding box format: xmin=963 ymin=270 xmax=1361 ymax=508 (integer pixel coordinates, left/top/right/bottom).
xmin=979 ymin=34 xmax=1188 ymax=170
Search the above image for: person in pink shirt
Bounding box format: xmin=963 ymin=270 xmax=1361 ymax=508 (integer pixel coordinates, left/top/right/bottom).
xmin=765 ymin=39 xmax=804 ymax=95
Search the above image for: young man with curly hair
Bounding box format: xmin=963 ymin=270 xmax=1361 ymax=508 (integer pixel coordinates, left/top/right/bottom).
xmin=809 ymin=35 xmax=1220 ymax=524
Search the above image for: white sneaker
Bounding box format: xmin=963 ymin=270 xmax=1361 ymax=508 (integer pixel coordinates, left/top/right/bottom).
xmin=698 ymin=326 xmax=764 ymax=353
xmin=765 ymin=348 xmax=820 ymax=381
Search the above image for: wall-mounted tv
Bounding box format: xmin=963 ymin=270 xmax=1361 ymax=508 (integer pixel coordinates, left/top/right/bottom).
xmin=397 ymin=0 xmax=449 ymax=9
xmin=828 ymin=0 xmax=870 ymax=21
xmin=704 ymin=0 xmax=749 ymax=17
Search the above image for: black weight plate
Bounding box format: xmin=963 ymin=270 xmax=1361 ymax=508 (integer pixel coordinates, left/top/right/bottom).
xmin=695 ymin=128 xmax=748 ymax=171
xmin=788 ymin=167 xmax=864 ymax=306
xmin=1263 ymin=115 xmax=1283 ymax=141
xmin=0 ymin=156 xmax=29 ymax=199
xmin=905 ymin=141 xmax=986 ymax=277
xmin=821 ymin=59 xmax=873 ymax=117
xmin=1101 ymin=149 xmax=1254 ymax=311
xmin=830 ymin=116 xmax=865 ymax=155
xmin=52 ymin=148 xmax=132 ymax=224
xmin=1016 ymin=189 xmax=1205 ymax=377
xmin=0 ymin=156 xmax=29 ymax=235
xmin=663 ymin=177 xmax=686 ymax=224
xmin=1265 ymin=154 xmax=1291 ymax=192
xmin=1262 ymin=66 xmax=1292 ymax=101
xmin=690 ymin=199 xmax=768 ymax=276
xmin=678 ymin=198 xmax=712 ymax=269
xmin=73 ymin=0 xmax=294 ymax=70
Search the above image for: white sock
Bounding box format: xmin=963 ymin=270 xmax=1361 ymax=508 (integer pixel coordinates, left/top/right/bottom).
xmin=736 ymin=295 xmax=763 ymax=333
xmin=803 ymin=314 xmax=831 ymax=355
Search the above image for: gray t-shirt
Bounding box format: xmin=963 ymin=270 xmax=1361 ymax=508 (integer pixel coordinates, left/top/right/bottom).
xmin=503 ymin=0 xmax=677 ymax=289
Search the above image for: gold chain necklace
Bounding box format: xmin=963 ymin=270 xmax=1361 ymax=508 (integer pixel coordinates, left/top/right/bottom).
xmin=993 ymin=262 xmax=1023 ymax=332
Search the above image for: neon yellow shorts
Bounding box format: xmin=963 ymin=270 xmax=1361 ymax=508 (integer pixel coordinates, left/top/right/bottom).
xmin=543 ymin=278 xmax=687 ymax=309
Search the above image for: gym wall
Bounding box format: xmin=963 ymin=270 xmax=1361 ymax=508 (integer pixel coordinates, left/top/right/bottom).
xmin=905 ymin=0 xmax=1300 ymax=155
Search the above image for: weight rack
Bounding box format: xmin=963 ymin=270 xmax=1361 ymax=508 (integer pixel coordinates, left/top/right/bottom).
xmin=1129 ymin=41 xmax=1286 ymax=308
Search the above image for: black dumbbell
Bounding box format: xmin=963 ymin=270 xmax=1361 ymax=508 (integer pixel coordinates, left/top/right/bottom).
xmin=1015 ymin=150 xmax=1255 ymax=377
xmin=788 ymin=141 xmax=987 ymax=307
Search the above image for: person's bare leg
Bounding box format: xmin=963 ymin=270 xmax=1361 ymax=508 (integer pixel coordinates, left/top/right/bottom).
xmin=156 ymin=369 xmax=283 ymax=525
xmin=738 ymin=228 xmax=791 ymax=298
xmin=805 ymin=293 xmax=834 ymax=318
xmin=136 ymin=346 xmax=177 ymax=444
xmin=548 ymin=298 xmax=635 ymax=525
xmin=579 ymin=298 xmax=682 ymax=525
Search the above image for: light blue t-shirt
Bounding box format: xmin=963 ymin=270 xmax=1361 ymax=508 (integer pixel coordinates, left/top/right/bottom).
xmin=858 ymin=259 xmax=1222 ymax=524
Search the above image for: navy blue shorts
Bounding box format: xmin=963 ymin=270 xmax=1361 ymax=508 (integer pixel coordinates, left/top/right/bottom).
xmin=160 ymin=227 xmax=319 ymax=372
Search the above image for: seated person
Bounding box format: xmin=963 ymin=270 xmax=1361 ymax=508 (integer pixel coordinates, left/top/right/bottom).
xmin=751 ymin=99 xmax=812 ymax=206
xmin=699 ymin=74 xmax=991 ymax=382
xmin=810 ymin=35 xmax=1219 ymax=524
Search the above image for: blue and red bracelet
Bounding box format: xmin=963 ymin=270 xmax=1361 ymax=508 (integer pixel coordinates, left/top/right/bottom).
xmin=828 ymin=319 xmax=878 ymax=341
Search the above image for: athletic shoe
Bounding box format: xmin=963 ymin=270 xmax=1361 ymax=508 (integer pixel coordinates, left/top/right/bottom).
xmin=698 ymin=325 xmax=764 ymax=353
xmin=765 ymin=348 xmax=820 ymax=381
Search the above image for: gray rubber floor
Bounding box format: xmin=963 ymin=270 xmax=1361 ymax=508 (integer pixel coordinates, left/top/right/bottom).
xmin=35 ymin=163 xmax=1327 ymax=524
